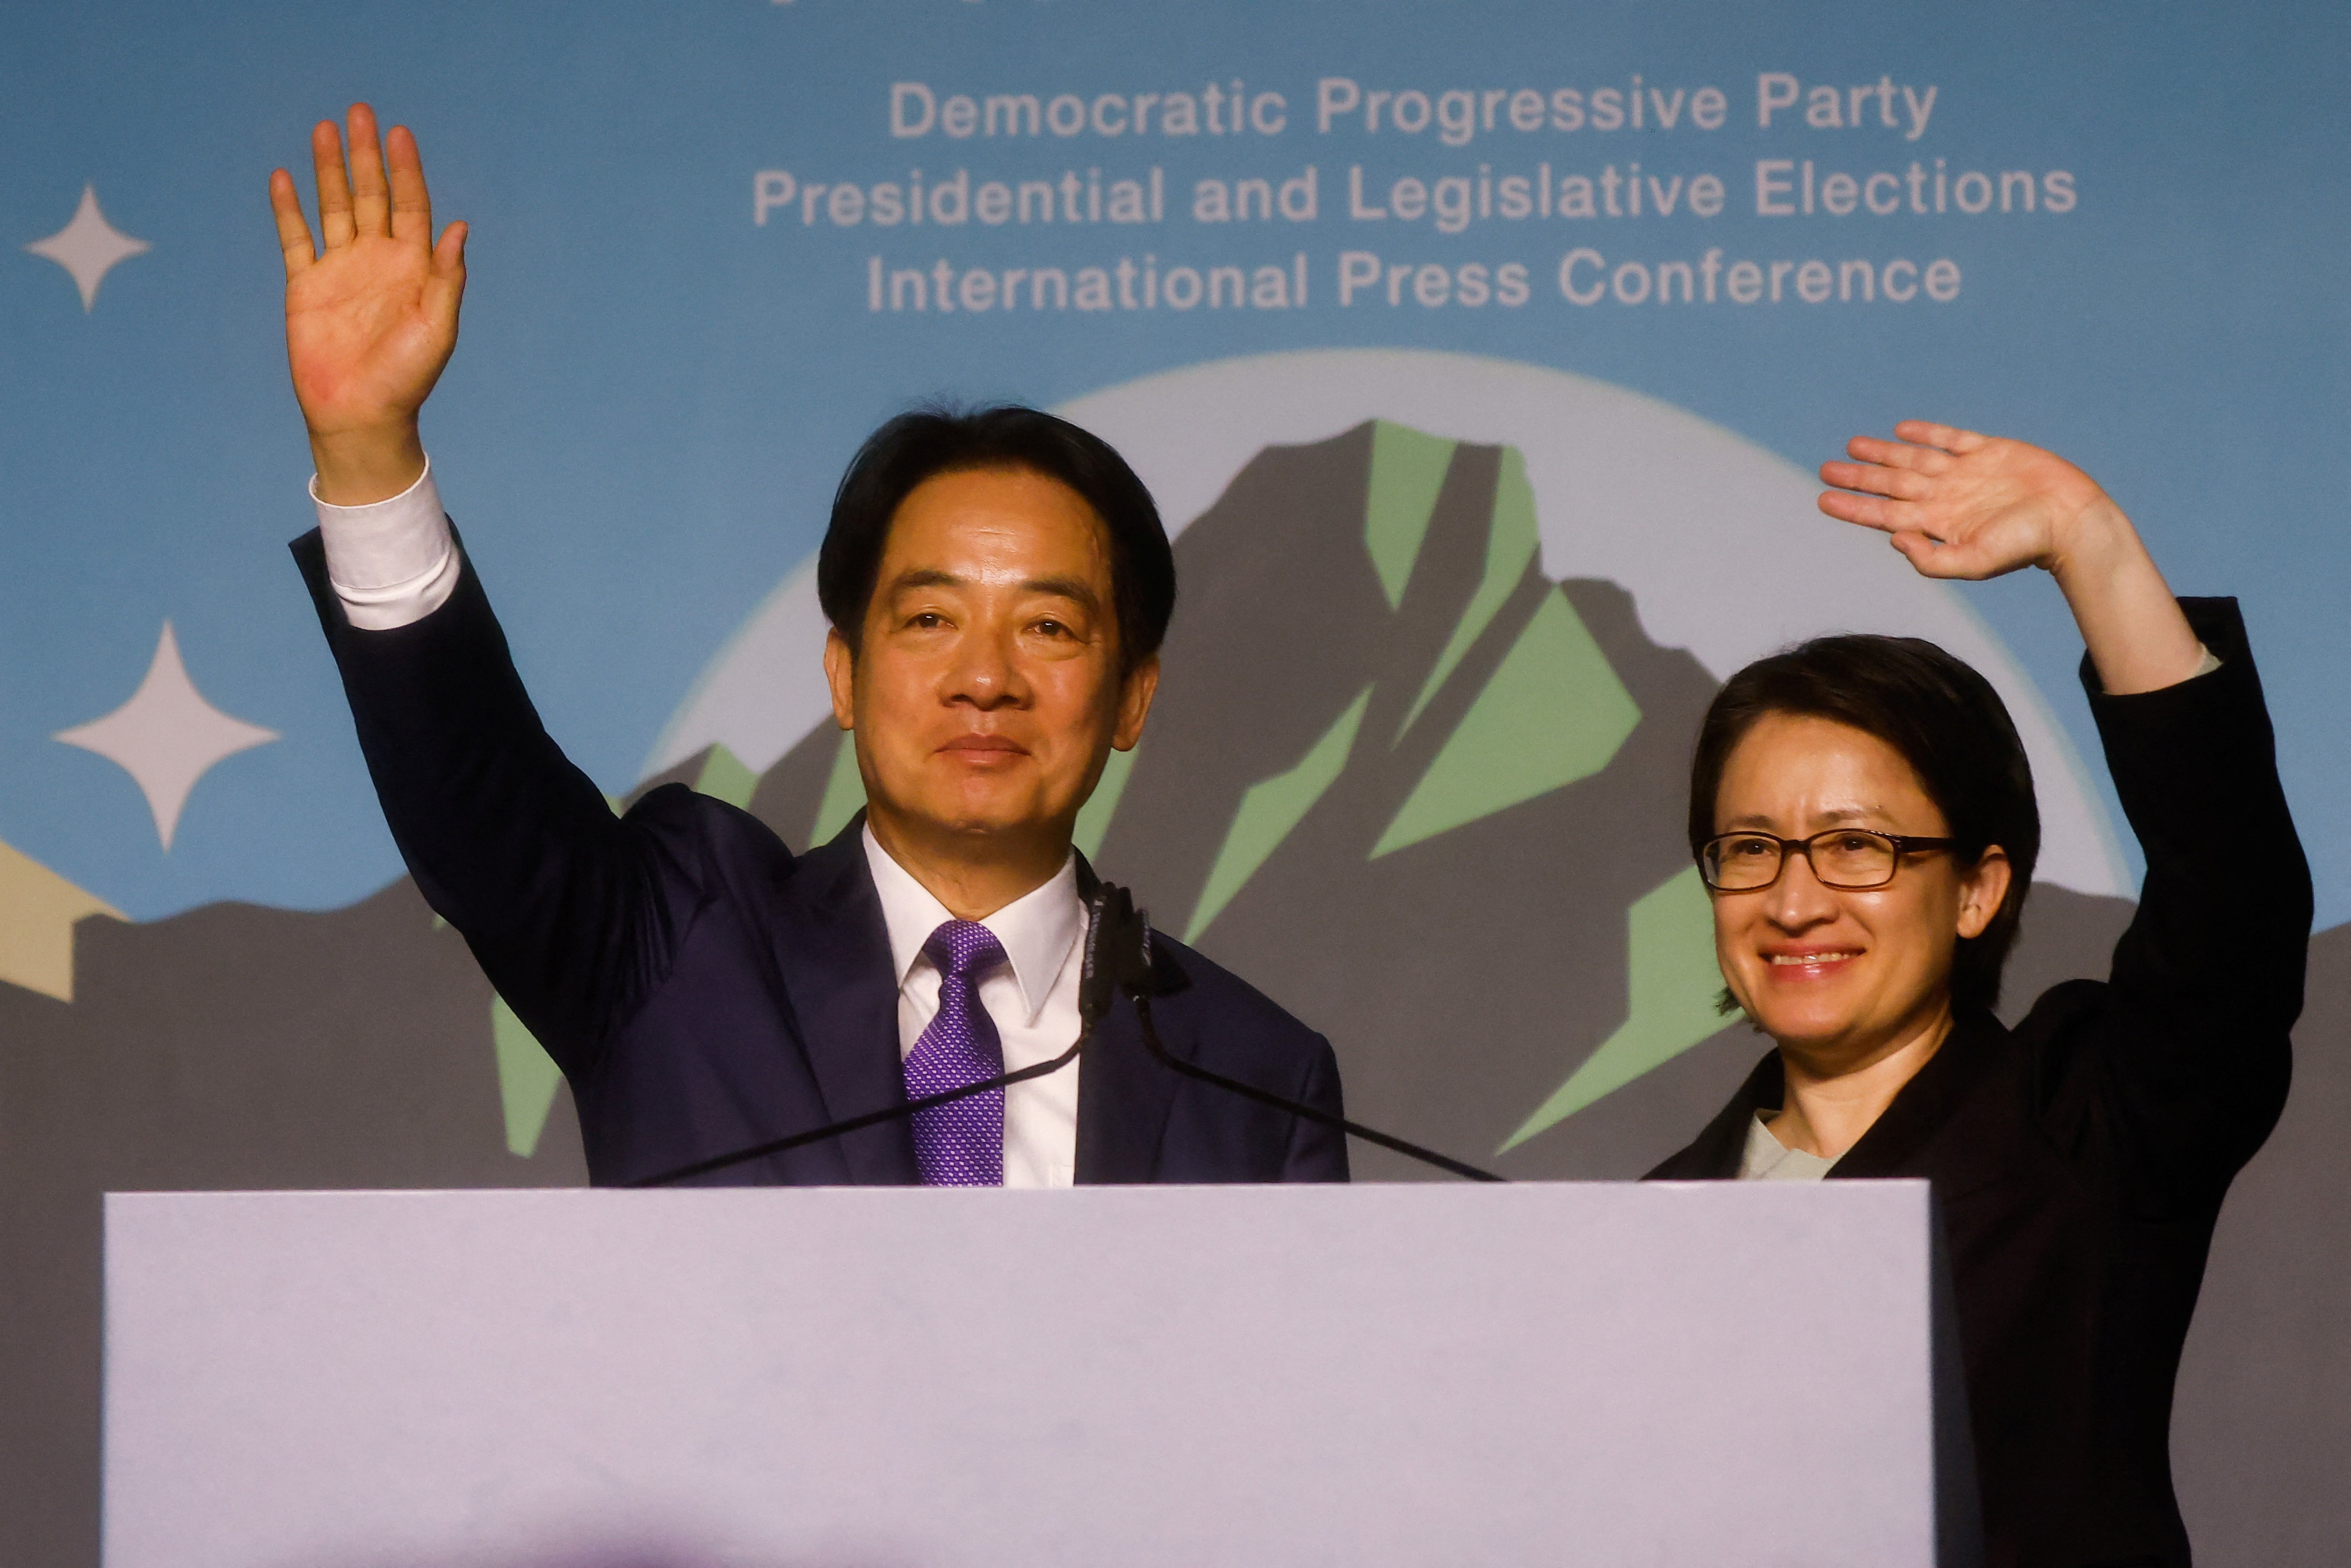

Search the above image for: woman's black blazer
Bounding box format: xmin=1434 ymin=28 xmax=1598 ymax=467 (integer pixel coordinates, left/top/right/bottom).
xmin=1649 ymin=599 xmax=2311 ymax=1568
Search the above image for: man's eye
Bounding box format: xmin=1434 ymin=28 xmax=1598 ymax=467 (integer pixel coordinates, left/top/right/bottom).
xmin=1034 ymin=619 xmax=1068 ymax=637
xmin=910 ymin=612 xmax=945 ymax=629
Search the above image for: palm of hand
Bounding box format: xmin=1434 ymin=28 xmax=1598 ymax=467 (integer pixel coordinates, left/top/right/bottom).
xmin=1820 ymin=422 xmax=2112 ymax=582
xmin=270 ymin=108 xmax=465 ymax=478
xmin=286 ymin=235 xmax=452 ymax=438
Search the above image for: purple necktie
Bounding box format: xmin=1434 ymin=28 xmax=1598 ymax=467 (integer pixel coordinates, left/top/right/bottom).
xmin=904 ymin=919 xmax=1009 ymax=1186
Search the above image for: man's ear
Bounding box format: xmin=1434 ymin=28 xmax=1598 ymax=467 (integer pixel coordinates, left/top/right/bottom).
xmin=822 ymin=627 xmax=858 ymax=731
xmin=1112 ymin=653 xmax=1159 ymax=751
xmin=1955 ymin=845 xmax=2013 ymax=940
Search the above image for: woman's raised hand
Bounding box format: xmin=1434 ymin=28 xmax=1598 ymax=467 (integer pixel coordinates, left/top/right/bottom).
xmin=268 ymin=104 xmax=466 ymax=504
xmin=1818 ymin=421 xmax=2123 ymax=582
xmin=1823 ymin=420 xmax=2205 ymax=695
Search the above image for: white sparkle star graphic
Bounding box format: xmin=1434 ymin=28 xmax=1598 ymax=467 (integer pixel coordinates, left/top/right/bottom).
xmin=25 ymin=185 xmax=151 ymax=311
xmin=55 ymin=622 xmax=279 ymax=851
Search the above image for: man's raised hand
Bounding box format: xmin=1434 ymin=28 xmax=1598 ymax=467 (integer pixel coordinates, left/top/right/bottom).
xmin=269 ymin=104 xmax=466 ymax=505
xmin=1818 ymin=421 xmax=2124 ymax=584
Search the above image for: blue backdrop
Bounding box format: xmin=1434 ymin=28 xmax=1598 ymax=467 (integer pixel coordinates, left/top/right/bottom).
xmin=2 ymin=0 xmax=2345 ymax=927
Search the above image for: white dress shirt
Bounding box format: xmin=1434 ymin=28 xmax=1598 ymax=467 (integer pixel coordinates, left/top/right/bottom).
xmin=310 ymin=461 xmax=460 ymax=629
xmin=311 ymin=459 xmax=1086 ymax=1186
xmin=861 ymin=825 xmax=1085 ymax=1188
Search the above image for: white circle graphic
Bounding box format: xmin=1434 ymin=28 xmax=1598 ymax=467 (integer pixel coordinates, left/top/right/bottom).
xmin=652 ymin=348 xmax=2125 ymax=896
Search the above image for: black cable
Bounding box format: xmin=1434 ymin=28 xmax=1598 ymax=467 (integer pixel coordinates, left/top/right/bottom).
xmin=1130 ymin=992 xmax=1506 ymax=1183
xmin=627 ymin=1033 xmax=1086 ymax=1187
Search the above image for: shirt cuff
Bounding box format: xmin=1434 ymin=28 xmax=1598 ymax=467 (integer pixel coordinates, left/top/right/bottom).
xmin=311 ymin=458 xmax=460 ymax=631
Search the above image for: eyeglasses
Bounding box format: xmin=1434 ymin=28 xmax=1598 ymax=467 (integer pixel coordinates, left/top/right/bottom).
xmin=1697 ymin=828 xmax=1959 ymax=892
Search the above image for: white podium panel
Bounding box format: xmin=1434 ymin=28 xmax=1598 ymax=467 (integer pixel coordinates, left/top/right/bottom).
xmin=106 ymin=1183 xmax=1961 ymax=1567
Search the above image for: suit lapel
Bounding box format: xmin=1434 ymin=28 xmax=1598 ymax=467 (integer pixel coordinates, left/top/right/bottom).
xmin=768 ymin=817 xmax=919 ymax=1185
xmin=1656 ymin=1048 xmax=1780 ymax=1179
xmin=1657 ymin=1012 xmax=2011 ymax=1184
xmin=1830 ymin=1009 xmax=2008 ymax=1182
xmin=1074 ymin=996 xmax=1181 ymax=1184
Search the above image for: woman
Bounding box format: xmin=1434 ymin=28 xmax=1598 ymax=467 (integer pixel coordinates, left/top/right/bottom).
xmin=1649 ymin=422 xmax=2310 ymax=1568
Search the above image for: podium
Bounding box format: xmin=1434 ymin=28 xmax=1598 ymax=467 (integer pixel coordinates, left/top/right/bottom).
xmin=105 ymin=1182 xmax=1976 ymax=1566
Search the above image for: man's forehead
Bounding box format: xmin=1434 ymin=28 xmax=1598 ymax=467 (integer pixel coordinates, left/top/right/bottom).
xmin=880 ymin=471 xmax=1111 ymax=572
xmin=899 ymin=462 xmax=1099 ymax=520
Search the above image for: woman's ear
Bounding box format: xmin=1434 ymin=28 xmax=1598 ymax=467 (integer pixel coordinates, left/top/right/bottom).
xmin=1955 ymin=845 xmax=2014 ymax=940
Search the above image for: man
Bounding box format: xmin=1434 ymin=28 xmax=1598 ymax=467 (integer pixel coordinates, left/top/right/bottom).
xmin=271 ymin=104 xmax=1346 ymax=1186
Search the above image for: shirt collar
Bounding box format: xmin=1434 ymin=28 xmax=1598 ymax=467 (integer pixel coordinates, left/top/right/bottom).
xmin=1739 ymin=1113 xmax=1838 ymax=1181
xmin=861 ymin=824 xmax=1082 ymax=1027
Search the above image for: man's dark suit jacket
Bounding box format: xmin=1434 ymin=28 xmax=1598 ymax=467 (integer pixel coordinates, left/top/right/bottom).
xmin=1649 ymin=600 xmax=2309 ymax=1568
xmin=294 ymin=531 xmax=1348 ymax=1186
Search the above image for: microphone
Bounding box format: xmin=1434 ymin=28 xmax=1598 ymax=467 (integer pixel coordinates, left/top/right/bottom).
xmin=630 ymin=880 xmax=1505 ymax=1186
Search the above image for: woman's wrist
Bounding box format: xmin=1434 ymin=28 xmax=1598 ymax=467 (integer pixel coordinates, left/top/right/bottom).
xmin=2045 ymin=498 xmax=2205 ymax=694
xmin=2043 ymin=493 xmax=2139 ymax=589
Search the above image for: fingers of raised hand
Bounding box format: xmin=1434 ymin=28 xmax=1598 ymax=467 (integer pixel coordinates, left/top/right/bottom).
xmin=1844 ymin=433 xmax=1951 ymax=475
xmin=1822 ymin=457 xmax=1933 ymax=501
xmin=1890 ymin=527 xmax=2022 ymax=583
xmin=268 ymin=168 xmax=318 ymax=279
xmin=345 ymin=103 xmax=392 ymax=238
xmin=431 ymin=219 xmax=468 ymax=275
xmin=423 ymin=220 xmax=469 ymax=322
xmin=385 ymin=124 xmax=434 ymax=244
xmin=310 ymin=120 xmax=354 ymax=247
xmin=1888 ymin=531 xmax=1965 ymax=576
xmin=1818 ymin=487 xmax=1911 ymax=534
xmin=1890 ymin=419 xmax=1988 ymax=455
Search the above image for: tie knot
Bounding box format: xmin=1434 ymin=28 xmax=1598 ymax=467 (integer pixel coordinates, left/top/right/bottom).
xmin=924 ymin=918 xmax=1007 ymax=983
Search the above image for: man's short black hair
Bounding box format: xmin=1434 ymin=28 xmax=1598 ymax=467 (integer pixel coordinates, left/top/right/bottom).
xmin=817 ymin=404 xmax=1177 ymax=672
xmin=1687 ymin=634 xmax=2041 ymax=1014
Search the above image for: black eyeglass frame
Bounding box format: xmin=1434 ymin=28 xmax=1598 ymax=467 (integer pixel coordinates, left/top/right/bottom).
xmin=1697 ymin=828 xmax=1962 ymax=892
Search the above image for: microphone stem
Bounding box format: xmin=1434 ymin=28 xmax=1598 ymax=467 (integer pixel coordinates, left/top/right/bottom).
xmin=627 ymin=1030 xmax=1089 ymax=1188
xmin=1131 ymin=994 xmax=1506 ymax=1183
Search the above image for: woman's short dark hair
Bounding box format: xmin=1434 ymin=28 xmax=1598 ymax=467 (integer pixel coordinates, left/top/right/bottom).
xmin=1687 ymin=634 xmax=2041 ymax=1014
xmin=817 ymin=404 xmax=1176 ymax=672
